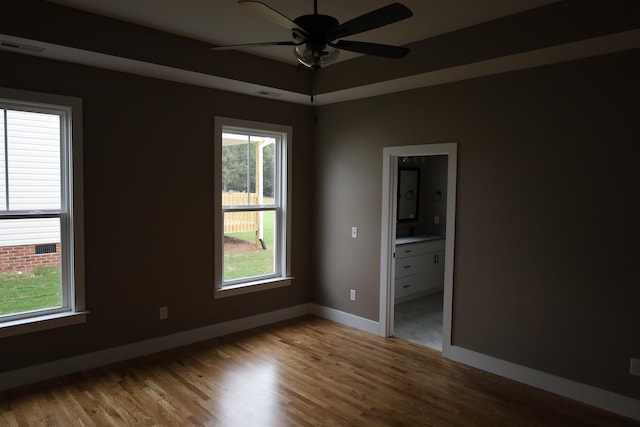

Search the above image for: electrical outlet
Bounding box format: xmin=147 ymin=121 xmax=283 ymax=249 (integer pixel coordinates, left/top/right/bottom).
xmin=434 ymin=215 xmax=440 ymax=225
xmin=630 ymin=358 xmax=640 ymax=376
xmin=351 ymin=226 xmax=358 ymax=238
xmin=159 ymin=306 xmax=168 ymax=320
xmin=350 ymin=289 xmax=356 ymax=301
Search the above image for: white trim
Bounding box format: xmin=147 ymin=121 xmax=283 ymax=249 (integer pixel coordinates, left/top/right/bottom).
xmin=2 ymin=30 xmax=639 ymax=106
xmin=0 ymin=303 xmax=312 ymax=392
xmin=379 ymin=143 xmax=458 ymax=359
xmin=314 ymin=29 xmax=640 ymax=105
xmin=310 ymin=303 xmax=380 ymax=335
xmin=1 ymin=302 xmax=636 ymax=421
xmin=379 ymin=150 xmax=397 ymax=337
xmin=318 ymin=304 xmax=639 ymax=421
xmin=448 ymin=345 xmax=640 ymax=422
xmin=213 ymin=117 xmax=293 ymax=297
xmin=213 ymin=277 xmax=292 ymax=299
xmin=0 ymin=34 xmax=314 ymax=106
xmin=0 ymin=311 xmax=87 ymax=339
xmin=0 ymin=87 xmax=85 ymax=331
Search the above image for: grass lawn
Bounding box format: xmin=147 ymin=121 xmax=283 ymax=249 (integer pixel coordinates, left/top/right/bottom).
xmin=0 ymin=266 xmax=62 ymax=316
xmin=224 ymin=210 xmax=275 ymax=281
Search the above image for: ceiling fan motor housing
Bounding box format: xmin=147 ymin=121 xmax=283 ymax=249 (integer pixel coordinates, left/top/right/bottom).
xmin=293 ymin=14 xmax=340 ymax=56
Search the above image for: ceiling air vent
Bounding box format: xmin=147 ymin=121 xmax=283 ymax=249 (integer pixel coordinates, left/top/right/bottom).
xmin=255 ymin=90 xmax=283 ymax=98
xmin=0 ymin=40 xmax=45 ymax=53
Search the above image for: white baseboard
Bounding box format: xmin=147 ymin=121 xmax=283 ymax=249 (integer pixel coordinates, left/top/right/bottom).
xmin=448 ymin=345 xmax=640 ymax=422
xmin=2 ymin=303 xmax=637 ymax=422
xmin=0 ymin=303 xmax=313 ymax=392
xmin=310 ymin=303 xmax=380 ymax=335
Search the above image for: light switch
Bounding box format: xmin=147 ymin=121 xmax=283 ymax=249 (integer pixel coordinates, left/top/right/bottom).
xmin=351 ymin=226 xmax=358 ymax=238
xmin=434 ymin=216 xmax=440 ymax=225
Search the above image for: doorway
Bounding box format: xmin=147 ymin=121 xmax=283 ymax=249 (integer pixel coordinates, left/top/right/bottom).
xmin=394 ymin=155 xmax=447 ymax=351
xmin=379 ymin=143 xmax=457 ymax=358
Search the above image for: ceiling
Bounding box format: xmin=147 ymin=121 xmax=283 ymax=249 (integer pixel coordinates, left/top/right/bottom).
xmin=46 ymin=0 xmax=560 ymax=65
xmin=2 ymin=1 xmax=639 ymax=105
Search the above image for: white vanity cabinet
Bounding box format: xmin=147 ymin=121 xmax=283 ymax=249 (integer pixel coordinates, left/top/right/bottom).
xmin=395 ymin=239 xmax=445 ymax=303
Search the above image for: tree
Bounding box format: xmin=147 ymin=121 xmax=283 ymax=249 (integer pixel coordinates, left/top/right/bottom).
xmin=222 ymin=141 xmax=274 ymax=196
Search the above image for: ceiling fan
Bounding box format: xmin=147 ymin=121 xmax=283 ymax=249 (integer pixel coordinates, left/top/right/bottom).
xmin=212 ymin=0 xmax=413 ymax=70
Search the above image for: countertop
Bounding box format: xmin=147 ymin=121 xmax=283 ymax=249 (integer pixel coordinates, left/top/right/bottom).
xmin=395 ymin=235 xmax=445 ymax=245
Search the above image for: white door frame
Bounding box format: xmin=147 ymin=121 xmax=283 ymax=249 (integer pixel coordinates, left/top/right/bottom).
xmin=379 ymin=143 xmax=458 ymax=358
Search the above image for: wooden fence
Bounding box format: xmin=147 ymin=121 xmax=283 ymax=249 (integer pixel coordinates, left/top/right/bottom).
xmin=222 ymin=193 xmax=259 ymax=236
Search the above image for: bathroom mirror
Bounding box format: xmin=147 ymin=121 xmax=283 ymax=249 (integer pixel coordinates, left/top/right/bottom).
xmin=398 ymin=167 xmax=420 ymax=222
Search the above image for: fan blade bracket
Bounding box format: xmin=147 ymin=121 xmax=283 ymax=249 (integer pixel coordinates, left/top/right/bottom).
xmin=292 ymin=28 xmax=308 ymax=43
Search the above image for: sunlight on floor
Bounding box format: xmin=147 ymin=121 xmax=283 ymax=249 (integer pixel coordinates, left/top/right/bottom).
xmin=218 ymin=362 xmax=281 ymax=426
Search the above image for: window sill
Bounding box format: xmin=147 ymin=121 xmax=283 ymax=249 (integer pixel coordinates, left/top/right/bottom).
xmin=214 ymin=277 xmax=293 ymax=299
xmin=0 ymin=311 xmax=88 ymax=339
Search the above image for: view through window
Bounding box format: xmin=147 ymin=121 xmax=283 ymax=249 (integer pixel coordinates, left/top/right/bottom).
xmin=222 ymin=131 xmax=278 ymax=283
xmin=0 ymin=92 xmax=82 ymax=328
xmin=217 ymin=118 xmax=291 ymax=293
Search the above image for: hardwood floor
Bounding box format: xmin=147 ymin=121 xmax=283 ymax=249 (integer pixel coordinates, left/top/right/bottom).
xmin=0 ymin=316 xmax=636 ymax=426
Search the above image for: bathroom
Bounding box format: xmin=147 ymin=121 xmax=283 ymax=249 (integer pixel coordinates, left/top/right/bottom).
xmin=394 ymin=154 xmax=448 ymax=350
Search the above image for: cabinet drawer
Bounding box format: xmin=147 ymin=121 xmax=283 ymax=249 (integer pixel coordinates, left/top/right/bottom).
xmin=396 ymin=239 xmax=445 ymax=258
xmin=395 ymin=275 xmax=418 ymax=299
xmin=395 ymin=244 xmax=425 ymax=258
xmin=395 ymin=257 xmax=418 ymax=278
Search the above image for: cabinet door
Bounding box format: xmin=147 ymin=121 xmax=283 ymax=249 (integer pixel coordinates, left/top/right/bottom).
xmin=419 ymin=254 xmax=434 ymax=292
xmin=431 ymin=251 xmax=445 ymax=291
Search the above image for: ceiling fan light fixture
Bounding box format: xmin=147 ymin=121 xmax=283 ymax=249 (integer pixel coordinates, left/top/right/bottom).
xmin=294 ymin=44 xmax=339 ymax=69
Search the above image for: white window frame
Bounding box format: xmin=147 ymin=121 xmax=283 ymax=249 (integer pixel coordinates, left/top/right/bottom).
xmin=214 ymin=117 xmax=292 ymax=298
xmin=0 ymin=87 xmax=86 ymax=338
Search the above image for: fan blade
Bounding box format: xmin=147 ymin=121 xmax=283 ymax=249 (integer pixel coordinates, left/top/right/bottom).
xmin=239 ymin=1 xmax=309 ymax=36
xmin=328 ymin=3 xmax=412 ymax=41
xmin=211 ymin=41 xmax=300 ymax=51
xmin=330 ymin=40 xmax=410 ymax=59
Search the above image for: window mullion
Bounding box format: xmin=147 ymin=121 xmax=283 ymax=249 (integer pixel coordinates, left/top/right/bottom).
xmin=0 ymin=211 xmax=63 ymax=220
xmin=246 ymin=135 xmax=251 ymax=205
xmin=3 ymin=108 xmax=8 ymax=210
xmin=223 ymin=206 xmax=275 ymax=213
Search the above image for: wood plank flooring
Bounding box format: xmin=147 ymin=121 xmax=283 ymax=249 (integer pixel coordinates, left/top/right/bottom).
xmin=1 ymin=316 xmax=637 ymax=426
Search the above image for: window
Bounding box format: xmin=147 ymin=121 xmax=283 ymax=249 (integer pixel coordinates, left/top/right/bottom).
xmin=0 ymin=87 xmax=85 ymax=337
xmin=214 ymin=117 xmax=291 ymax=297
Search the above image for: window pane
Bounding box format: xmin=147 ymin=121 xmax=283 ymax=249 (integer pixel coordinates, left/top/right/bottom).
xmin=6 ymin=110 xmax=61 ymax=211
xmin=259 ymin=141 xmax=276 ymax=203
xmin=221 ymin=132 xmax=276 ymax=207
xmin=223 ymin=210 xmax=276 ymax=282
xmin=0 ymin=218 xmax=62 ymax=317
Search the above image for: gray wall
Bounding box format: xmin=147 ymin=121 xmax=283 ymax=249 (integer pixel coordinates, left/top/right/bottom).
xmin=0 ymin=51 xmax=315 ymax=372
xmin=1 ymin=33 xmax=638 ymax=402
xmin=314 ymin=49 xmax=640 ymax=399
